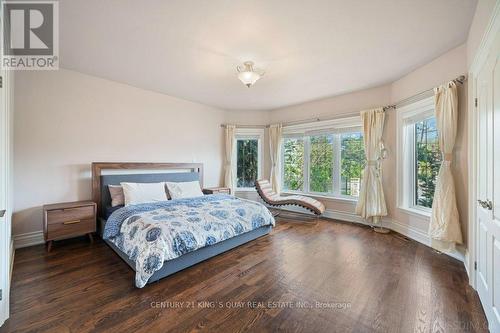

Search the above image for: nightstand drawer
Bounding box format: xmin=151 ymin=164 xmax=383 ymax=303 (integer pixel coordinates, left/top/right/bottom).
xmin=47 ymin=218 xmax=96 ymax=240
xmin=46 ymin=205 xmax=95 ymax=224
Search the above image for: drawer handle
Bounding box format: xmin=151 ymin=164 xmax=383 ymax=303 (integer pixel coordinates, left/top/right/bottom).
xmin=63 ymin=220 xmax=81 ymax=225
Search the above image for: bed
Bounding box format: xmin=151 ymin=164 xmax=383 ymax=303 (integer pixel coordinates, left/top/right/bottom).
xmin=92 ymin=162 xmax=274 ymax=288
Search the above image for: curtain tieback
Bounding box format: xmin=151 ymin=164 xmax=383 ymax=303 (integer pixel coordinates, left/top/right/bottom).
xmin=366 ymin=160 xmax=378 ymax=166
xmin=443 ymin=153 xmax=453 ymax=161
xmin=225 ymin=162 xmax=232 ymax=167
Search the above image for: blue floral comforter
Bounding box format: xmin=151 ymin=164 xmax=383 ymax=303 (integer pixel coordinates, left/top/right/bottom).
xmin=103 ymin=194 xmax=274 ymax=288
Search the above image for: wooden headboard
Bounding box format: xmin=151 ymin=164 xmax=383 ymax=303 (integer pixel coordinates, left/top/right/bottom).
xmin=91 ymin=162 xmax=204 ymax=217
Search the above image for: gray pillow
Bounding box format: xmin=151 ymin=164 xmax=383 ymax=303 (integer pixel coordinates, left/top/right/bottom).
xmin=108 ymin=185 xmax=125 ymax=207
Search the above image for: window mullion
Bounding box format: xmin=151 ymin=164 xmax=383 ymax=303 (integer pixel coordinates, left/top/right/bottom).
xmin=412 ymin=124 xmax=417 ymax=207
xmin=233 ymin=139 xmax=238 ymax=189
xmin=258 ymin=137 xmax=262 ymax=180
xmin=280 ymin=139 xmax=285 ymax=191
xmin=410 ymin=125 xmax=417 ymax=208
xmin=332 ymin=134 xmax=340 ymax=196
xmin=304 ymin=136 xmax=310 ymax=193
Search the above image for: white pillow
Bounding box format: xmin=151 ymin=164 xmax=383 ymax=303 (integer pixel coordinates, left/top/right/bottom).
xmin=165 ymin=181 xmax=203 ymax=199
xmin=120 ymin=182 xmax=168 ymax=206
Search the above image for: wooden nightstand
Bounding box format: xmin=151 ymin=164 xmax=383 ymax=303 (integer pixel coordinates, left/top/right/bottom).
xmin=202 ymin=187 xmax=231 ymax=195
xmin=43 ymin=200 xmax=97 ymax=252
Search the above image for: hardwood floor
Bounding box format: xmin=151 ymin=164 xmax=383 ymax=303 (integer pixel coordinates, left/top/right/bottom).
xmin=2 ymin=219 xmax=489 ymax=333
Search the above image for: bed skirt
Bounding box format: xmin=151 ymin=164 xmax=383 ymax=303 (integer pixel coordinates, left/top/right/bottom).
xmin=104 ymin=224 xmax=272 ymax=285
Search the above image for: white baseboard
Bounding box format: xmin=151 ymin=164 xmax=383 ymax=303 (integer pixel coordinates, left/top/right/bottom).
xmin=275 ymin=206 xmax=464 ymax=262
xmin=323 ymin=208 xmax=369 ymax=225
xmin=385 ymin=217 xmax=431 ymax=247
xmin=13 ymin=230 xmax=44 ymax=249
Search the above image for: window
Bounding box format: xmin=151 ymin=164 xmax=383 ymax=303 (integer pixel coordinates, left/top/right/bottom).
xmin=281 ymin=117 xmax=365 ymax=199
xmin=309 ymin=134 xmax=334 ymax=193
xmin=234 ymin=128 xmax=264 ymax=190
xmin=398 ymin=96 xmax=441 ymax=215
xmin=283 ymin=137 xmax=305 ymax=191
xmin=236 ymin=139 xmax=259 ymax=188
xmin=414 ymin=117 xmax=441 ymax=208
xmin=340 ymin=132 xmax=364 ymax=197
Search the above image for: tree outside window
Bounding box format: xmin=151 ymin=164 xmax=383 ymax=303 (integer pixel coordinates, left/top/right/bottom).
xmin=340 ymin=133 xmax=364 ymax=197
xmin=282 ymin=129 xmax=365 ymax=198
xmin=309 ymin=135 xmax=334 ymax=193
xmin=236 ymin=139 xmax=259 ymax=188
xmin=415 ymin=117 xmax=441 ymax=208
xmin=283 ymin=137 xmax=304 ymax=191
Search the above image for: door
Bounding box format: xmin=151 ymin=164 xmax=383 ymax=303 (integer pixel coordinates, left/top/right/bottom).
xmin=0 ymin=65 xmax=13 ymax=326
xmin=476 ymin=26 xmax=500 ymax=332
xmin=0 ymin=69 xmax=11 ymax=327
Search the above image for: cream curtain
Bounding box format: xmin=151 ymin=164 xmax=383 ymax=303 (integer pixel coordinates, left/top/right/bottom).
xmin=269 ymin=124 xmax=283 ymax=193
xmin=224 ymin=125 xmax=236 ymax=194
xmin=355 ymin=108 xmax=387 ymax=223
xmin=429 ymin=82 xmax=463 ymax=251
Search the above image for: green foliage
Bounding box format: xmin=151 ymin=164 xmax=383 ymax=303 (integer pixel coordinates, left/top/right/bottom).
xmin=340 ymin=134 xmax=364 ymax=196
xmin=236 ymin=139 xmax=258 ymax=188
xmin=283 ymin=133 xmax=365 ymax=196
xmin=416 ymin=144 xmax=441 ymax=207
xmin=415 ymin=119 xmax=441 ymax=208
xmin=309 ymin=135 xmax=333 ymax=193
xmin=283 ymin=138 xmax=304 ymax=191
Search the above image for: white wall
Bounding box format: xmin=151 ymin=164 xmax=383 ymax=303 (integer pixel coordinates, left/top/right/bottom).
xmin=388 ymin=44 xmax=468 ymax=242
xmin=390 ymin=44 xmax=467 ymax=102
xmin=12 ymin=69 xmax=267 ymax=236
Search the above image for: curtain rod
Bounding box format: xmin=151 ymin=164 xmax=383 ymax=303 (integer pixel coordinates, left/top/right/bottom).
xmin=220 ymin=75 xmax=466 ymax=129
xmin=220 ymin=124 xmax=267 ymax=129
xmin=392 ymin=74 xmax=466 ymax=108
xmin=276 ymin=110 xmax=364 ymax=128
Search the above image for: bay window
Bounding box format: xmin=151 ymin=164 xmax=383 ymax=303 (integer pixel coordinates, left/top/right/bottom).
xmin=281 ymin=117 xmax=364 ymax=199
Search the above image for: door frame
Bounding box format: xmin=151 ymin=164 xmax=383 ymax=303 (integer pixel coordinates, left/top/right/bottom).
xmin=0 ymin=0 xmax=14 ymax=325
xmin=468 ymin=0 xmax=500 ymax=290
xmin=0 ymin=69 xmax=13 ymax=327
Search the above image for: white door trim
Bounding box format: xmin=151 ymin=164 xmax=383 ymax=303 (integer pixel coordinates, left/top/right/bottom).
xmin=467 ymin=0 xmax=500 ymax=290
xmin=0 ymin=0 xmax=14 ymax=322
xmin=0 ymin=70 xmax=13 ymax=327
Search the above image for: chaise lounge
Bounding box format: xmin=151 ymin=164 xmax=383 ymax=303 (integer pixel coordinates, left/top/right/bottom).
xmin=255 ymin=179 xmax=326 ymax=216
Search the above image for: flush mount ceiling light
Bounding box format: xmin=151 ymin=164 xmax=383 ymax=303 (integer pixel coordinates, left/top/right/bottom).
xmin=236 ymin=61 xmax=265 ymax=87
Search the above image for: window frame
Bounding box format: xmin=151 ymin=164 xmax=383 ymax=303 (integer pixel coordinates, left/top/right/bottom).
xmin=397 ymin=96 xmax=437 ymax=217
xmin=281 ymin=134 xmax=307 ymax=193
xmin=280 ymin=116 xmax=364 ymax=201
xmin=233 ymin=128 xmax=264 ymax=192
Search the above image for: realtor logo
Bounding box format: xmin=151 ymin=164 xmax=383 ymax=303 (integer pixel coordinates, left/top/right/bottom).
xmin=1 ymin=1 xmax=59 ymax=70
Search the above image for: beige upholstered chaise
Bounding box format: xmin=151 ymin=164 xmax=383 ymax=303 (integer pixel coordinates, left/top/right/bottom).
xmin=255 ymin=179 xmax=326 ymax=216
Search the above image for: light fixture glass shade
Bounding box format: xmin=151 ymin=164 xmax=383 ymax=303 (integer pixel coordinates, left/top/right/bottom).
xmin=238 ymin=71 xmax=261 ymax=87
xmin=236 ymin=61 xmax=264 ymax=87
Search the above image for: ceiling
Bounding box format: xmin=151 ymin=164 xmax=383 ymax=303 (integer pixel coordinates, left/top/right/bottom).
xmin=59 ymin=0 xmax=477 ymax=110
